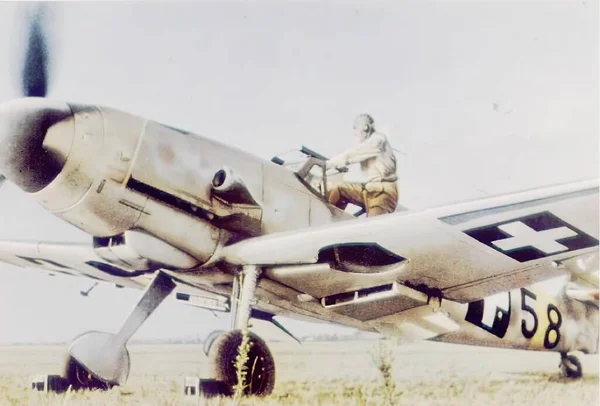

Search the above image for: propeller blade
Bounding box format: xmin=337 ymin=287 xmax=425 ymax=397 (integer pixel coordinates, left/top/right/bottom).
xmin=21 ymin=8 xmax=50 ymax=97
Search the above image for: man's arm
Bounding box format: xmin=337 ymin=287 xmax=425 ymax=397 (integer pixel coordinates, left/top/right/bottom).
xmin=326 ymin=134 xmax=384 ymax=169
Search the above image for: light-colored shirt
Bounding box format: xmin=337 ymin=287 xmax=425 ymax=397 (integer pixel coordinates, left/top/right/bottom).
xmin=327 ymin=132 xmax=397 ymax=182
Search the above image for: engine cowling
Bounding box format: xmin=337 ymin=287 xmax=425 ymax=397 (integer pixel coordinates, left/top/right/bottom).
xmin=27 ymin=104 xmax=265 ymax=265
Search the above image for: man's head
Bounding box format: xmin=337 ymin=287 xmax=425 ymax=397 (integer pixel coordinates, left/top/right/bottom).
xmin=354 ymin=114 xmax=375 ymax=140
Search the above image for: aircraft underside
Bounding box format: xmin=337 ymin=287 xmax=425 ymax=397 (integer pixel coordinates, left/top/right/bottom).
xmin=32 ymin=261 xmax=597 ymax=395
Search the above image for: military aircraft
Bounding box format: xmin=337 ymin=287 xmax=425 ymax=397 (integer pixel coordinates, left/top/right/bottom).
xmin=0 ymin=8 xmax=597 ymax=397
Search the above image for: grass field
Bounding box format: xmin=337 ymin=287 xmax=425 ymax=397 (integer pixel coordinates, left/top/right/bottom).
xmin=0 ymin=341 xmax=597 ymax=405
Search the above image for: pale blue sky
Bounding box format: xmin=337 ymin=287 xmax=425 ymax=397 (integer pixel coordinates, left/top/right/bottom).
xmin=0 ymin=1 xmax=596 ymax=343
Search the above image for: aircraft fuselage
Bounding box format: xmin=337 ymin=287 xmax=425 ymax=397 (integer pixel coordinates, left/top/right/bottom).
xmin=0 ymin=98 xmax=348 ymax=270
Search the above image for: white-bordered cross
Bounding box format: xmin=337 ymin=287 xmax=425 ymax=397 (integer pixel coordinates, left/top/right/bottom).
xmin=491 ymin=221 xmax=577 ymax=254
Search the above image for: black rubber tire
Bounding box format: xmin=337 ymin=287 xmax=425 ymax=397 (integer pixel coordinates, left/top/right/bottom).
xmin=560 ymin=354 xmax=583 ymax=379
xmin=63 ymin=356 xmax=114 ymax=391
xmin=208 ymin=330 xmax=275 ymax=396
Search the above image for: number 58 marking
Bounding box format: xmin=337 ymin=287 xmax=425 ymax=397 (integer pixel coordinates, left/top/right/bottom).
xmin=520 ymin=288 xmax=562 ymax=349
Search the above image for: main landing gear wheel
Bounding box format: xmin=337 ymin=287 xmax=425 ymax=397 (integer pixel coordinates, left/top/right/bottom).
xmin=63 ymin=356 xmax=114 ymax=391
xmin=208 ymin=330 xmax=275 ymax=396
xmin=559 ymin=352 xmax=583 ymax=379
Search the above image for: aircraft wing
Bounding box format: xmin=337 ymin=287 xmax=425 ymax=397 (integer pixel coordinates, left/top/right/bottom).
xmin=0 ymin=241 xmax=151 ymax=289
xmin=0 ymin=180 xmax=596 ymax=334
xmin=221 ymin=179 xmax=599 ymax=312
xmin=0 ymin=241 xmax=230 ymax=311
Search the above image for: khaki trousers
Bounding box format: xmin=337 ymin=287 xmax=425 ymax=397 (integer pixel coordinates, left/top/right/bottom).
xmin=328 ymin=181 xmax=398 ymax=216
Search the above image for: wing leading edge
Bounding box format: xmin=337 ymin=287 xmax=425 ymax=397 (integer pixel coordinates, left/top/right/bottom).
xmin=221 ymin=179 xmax=598 ymax=303
xmin=0 ymin=240 xmax=232 ymax=312
xmin=0 ymin=241 xmax=150 ymax=289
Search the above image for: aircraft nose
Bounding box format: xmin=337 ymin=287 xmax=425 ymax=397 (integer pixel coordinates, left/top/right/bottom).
xmin=0 ymin=97 xmax=72 ymax=192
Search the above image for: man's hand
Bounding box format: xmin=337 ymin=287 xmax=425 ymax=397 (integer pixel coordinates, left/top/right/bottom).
xmin=326 ymin=154 xmax=347 ymax=170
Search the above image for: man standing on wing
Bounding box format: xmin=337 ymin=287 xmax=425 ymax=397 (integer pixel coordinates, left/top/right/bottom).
xmin=326 ymin=114 xmax=398 ymax=216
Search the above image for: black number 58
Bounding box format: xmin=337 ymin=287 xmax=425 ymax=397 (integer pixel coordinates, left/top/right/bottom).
xmin=520 ymin=288 xmax=562 ymax=349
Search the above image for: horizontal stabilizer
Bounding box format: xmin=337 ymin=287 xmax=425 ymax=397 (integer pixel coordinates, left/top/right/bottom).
xmin=566 ymin=287 xmax=599 ymax=307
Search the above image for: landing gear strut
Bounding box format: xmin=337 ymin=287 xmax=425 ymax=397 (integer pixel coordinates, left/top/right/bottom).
xmin=63 ymin=271 xmax=176 ymax=389
xmin=53 ymin=265 xmax=275 ymax=397
xmin=206 ymin=265 xmax=276 ymax=396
